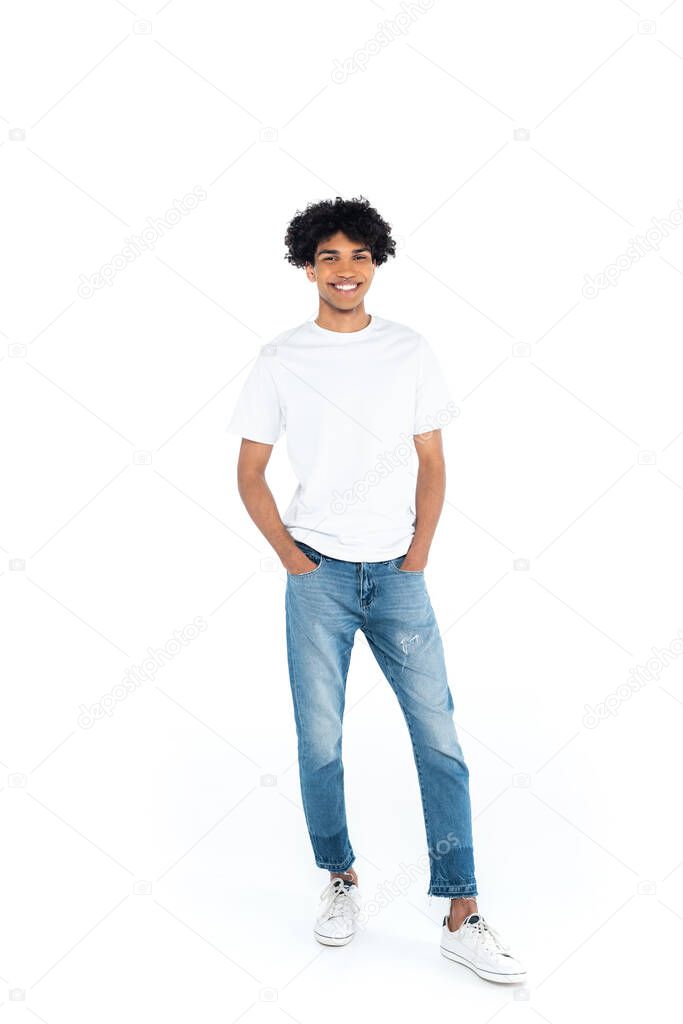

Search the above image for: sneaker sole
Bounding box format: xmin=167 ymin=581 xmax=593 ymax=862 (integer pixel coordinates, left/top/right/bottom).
xmin=440 ymin=945 xmax=526 ymax=983
xmin=314 ymin=928 xmax=355 ymax=946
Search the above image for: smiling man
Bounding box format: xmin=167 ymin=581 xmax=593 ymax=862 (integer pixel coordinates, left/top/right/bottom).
xmin=226 ymin=195 xmax=526 ymax=983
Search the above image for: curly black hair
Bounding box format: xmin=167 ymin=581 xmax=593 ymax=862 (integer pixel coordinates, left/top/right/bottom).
xmin=284 ymin=195 xmax=397 ymax=268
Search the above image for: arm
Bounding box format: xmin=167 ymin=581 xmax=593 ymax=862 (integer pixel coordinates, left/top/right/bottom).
xmin=235 ymin=438 xmax=317 ymax=574
xmin=403 ymin=429 xmax=446 ymax=572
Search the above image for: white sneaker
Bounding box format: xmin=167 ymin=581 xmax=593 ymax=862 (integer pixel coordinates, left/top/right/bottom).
xmin=440 ymin=911 xmax=527 ymax=983
xmin=313 ymin=876 xmax=361 ymax=946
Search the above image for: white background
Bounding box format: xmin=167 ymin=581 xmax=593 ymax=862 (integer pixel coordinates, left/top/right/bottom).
xmin=2 ymin=0 xmax=683 ymax=1020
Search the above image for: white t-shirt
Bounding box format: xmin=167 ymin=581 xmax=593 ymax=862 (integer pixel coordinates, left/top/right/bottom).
xmin=226 ymin=313 xmax=456 ymax=561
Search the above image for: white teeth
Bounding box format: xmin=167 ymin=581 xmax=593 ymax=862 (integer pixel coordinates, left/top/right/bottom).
xmin=333 ymin=284 xmax=358 ymax=290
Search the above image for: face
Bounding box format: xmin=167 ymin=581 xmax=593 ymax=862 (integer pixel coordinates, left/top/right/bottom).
xmin=305 ymin=230 xmax=376 ymax=310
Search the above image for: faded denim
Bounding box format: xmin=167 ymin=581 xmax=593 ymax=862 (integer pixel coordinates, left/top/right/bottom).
xmin=284 ymin=538 xmax=477 ymax=898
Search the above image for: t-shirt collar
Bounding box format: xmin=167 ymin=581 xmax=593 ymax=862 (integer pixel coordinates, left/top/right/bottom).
xmin=308 ymin=314 xmax=377 ymax=340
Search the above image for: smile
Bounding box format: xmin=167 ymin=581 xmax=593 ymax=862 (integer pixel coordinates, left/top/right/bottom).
xmin=331 ymin=283 xmax=360 ymax=292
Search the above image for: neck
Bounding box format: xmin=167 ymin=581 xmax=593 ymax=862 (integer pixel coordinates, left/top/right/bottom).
xmin=314 ymin=302 xmax=371 ymax=334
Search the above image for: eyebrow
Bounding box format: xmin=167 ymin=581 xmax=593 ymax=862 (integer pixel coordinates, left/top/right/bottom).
xmin=316 ymin=246 xmax=371 ymax=256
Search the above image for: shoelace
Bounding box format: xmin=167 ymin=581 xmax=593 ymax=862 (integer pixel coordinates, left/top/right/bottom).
xmin=462 ymin=915 xmax=512 ymax=956
xmin=319 ymin=878 xmax=359 ymax=920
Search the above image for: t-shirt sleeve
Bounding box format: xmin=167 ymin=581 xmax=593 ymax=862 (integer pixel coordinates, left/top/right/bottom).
xmin=226 ymin=346 xmax=285 ymax=444
xmin=413 ymin=335 xmax=455 ymax=434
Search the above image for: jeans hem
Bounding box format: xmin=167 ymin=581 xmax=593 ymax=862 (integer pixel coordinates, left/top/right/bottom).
xmin=429 ymin=885 xmax=478 ymax=897
xmin=315 ymin=854 xmax=355 ymax=872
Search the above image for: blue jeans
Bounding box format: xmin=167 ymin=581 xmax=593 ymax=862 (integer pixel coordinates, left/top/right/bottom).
xmin=284 ymin=539 xmax=478 ymax=898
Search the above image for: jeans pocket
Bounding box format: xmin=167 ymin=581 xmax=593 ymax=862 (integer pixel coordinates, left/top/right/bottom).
xmin=287 ymin=546 xmax=324 ymax=576
xmin=391 ymin=555 xmax=424 ymax=575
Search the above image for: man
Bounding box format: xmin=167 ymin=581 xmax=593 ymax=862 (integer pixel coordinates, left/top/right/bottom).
xmin=226 ymin=196 xmax=526 ymax=983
